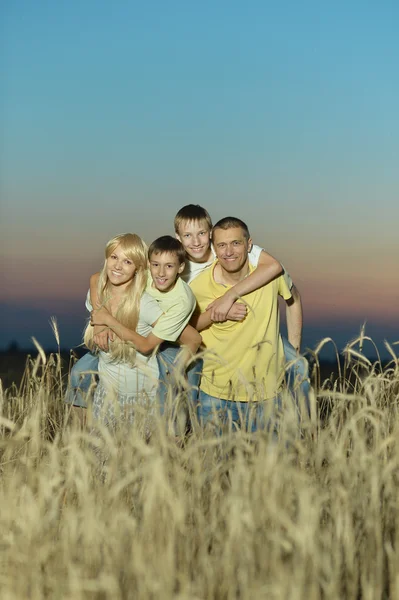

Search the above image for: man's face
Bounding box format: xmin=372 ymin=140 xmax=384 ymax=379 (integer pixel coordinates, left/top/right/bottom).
xmin=213 ymin=226 xmax=252 ymax=274
xmin=149 ymin=251 xmax=184 ymax=292
xmin=176 ymin=219 xmax=212 ymax=263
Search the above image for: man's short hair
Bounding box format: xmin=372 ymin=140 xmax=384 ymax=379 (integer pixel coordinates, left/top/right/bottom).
xmin=212 ymin=217 xmax=251 ymax=241
xmin=148 ymin=236 xmax=186 ymax=264
xmin=174 ymin=204 xmax=213 ymax=233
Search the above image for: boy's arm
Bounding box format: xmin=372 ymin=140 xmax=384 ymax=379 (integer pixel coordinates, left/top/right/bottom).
xmin=87 ymin=272 xmax=113 ymax=351
xmin=207 ymin=250 xmax=282 ymax=322
xmin=177 ymin=324 xmax=202 ymax=355
xmin=89 ymin=272 xmax=101 ymax=307
xmin=91 ymin=302 xmax=201 ymax=357
xmin=191 ymin=302 xmax=247 ymax=332
xmin=285 ymin=285 xmax=303 ymax=353
xmin=91 ymin=306 xmax=164 ymax=354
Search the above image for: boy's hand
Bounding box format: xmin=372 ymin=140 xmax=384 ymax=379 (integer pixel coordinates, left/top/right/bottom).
xmin=93 ymin=326 xmax=113 ymax=351
xmin=207 ymin=290 xmax=237 ymax=322
xmin=225 ymin=302 xmax=247 ymax=322
xmin=91 ymin=306 xmax=111 ymax=327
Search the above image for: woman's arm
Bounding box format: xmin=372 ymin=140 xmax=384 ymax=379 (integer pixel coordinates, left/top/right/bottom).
xmin=207 ymin=250 xmax=282 ymax=321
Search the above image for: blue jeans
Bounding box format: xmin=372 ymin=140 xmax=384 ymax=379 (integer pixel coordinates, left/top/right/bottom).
xmin=282 ymin=337 xmax=311 ymax=418
xmin=156 ymin=342 xmax=203 ymax=413
xmin=197 ymin=391 xmax=281 ymax=434
xmin=64 ymin=352 xmax=99 ymax=408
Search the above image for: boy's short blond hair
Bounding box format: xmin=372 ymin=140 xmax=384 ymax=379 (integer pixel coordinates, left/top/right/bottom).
xmin=174 ymin=204 xmax=213 ymax=234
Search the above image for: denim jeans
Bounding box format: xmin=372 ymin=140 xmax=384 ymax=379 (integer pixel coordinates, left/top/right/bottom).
xmin=282 ymin=337 xmax=311 ymax=418
xmin=64 ymin=352 xmax=99 ymax=408
xmin=156 ymin=342 xmax=203 ymax=412
xmin=197 ymin=391 xmax=281 ymax=434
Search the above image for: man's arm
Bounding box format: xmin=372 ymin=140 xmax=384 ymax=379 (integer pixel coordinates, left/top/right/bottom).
xmin=285 ymin=285 xmax=303 ymax=353
xmin=207 ymin=250 xmax=282 ymax=322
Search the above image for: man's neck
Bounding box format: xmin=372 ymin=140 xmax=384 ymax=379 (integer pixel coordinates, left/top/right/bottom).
xmin=213 ymin=260 xmax=250 ymax=287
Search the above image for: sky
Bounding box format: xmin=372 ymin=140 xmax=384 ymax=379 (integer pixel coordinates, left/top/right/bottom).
xmin=1 ymin=0 xmax=398 ymax=360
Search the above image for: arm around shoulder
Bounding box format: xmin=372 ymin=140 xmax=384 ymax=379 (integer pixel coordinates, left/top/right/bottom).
xmin=207 ymin=249 xmax=283 ymax=322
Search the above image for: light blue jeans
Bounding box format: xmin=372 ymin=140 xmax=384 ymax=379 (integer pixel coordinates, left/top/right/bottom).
xmin=196 ymin=338 xmax=310 ymax=433
xmin=156 ymin=342 xmax=203 ymax=412
xmin=283 ymin=338 xmax=311 ymax=418
xmin=197 ymin=391 xmax=281 ymax=435
xmin=64 ymin=352 xmax=99 ymax=408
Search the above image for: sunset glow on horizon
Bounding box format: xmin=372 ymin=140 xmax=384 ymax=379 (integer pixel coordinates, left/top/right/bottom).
xmin=1 ymin=1 xmax=398 ymax=356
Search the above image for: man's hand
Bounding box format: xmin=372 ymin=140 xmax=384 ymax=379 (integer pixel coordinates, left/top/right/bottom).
xmin=93 ymin=326 xmax=113 ymax=351
xmin=206 ymin=290 xmax=237 ymax=322
xmin=225 ymin=302 xmax=247 ymax=322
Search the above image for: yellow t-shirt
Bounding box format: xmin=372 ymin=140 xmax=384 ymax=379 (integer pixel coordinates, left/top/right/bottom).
xmin=190 ymin=264 xmax=292 ymax=401
xmin=146 ymin=273 xmax=196 ymax=342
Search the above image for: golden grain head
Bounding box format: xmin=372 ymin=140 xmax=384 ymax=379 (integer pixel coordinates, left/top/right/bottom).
xmin=0 ymin=341 xmax=398 ymax=599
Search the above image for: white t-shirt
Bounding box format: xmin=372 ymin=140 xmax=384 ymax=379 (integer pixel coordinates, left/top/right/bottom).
xmin=181 ymin=243 xmax=264 ymax=284
xmin=87 ymin=292 xmax=162 ymax=396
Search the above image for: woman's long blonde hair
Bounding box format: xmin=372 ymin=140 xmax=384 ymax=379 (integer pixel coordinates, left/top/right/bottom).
xmin=83 ymin=233 xmax=148 ymax=364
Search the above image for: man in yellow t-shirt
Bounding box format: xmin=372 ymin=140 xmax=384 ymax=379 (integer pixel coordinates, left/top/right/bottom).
xmin=190 ymin=217 xmax=302 ymax=432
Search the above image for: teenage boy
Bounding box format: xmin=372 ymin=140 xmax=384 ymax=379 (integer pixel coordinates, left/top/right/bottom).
xmin=190 ymin=217 xmax=303 ymax=432
xmin=175 ymin=204 xmax=284 ymax=322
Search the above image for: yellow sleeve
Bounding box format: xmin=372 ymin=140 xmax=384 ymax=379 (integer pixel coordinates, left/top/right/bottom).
xmin=277 ymin=274 xmax=293 ymax=301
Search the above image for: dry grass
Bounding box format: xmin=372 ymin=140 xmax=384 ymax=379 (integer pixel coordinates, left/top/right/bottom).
xmin=0 ymin=335 xmax=399 ymax=599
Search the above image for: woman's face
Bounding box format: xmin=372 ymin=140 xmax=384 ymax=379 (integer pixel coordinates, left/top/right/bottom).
xmin=106 ymin=245 xmax=137 ymax=288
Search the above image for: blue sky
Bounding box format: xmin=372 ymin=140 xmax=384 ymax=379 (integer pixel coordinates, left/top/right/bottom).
xmin=1 ymin=1 xmax=398 ymax=359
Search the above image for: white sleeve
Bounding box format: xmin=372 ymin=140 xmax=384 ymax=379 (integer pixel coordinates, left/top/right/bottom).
xmin=248 ymin=248 xmax=294 ymax=290
xmin=139 ymin=293 xmax=163 ymax=326
xmin=281 ymin=264 xmax=293 ymax=290
xmin=85 ymin=290 xmax=92 ymax=312
xmin=248 ymin=243 xmax=264 ymax=267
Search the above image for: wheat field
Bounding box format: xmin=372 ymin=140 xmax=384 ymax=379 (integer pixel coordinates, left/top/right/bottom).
xmin=0 ymin=335 xmax=398 ymax=600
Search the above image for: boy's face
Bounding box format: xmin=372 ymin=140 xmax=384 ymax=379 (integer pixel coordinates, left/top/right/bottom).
xmin=176 ymin=219 xmax=212 ymax=263
xmin=149 ymin=251 xmax=185 ymax=292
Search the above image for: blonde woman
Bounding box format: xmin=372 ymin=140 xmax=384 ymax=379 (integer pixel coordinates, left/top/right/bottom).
xmin=84 ymin=233 xmax=162 ymax=427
